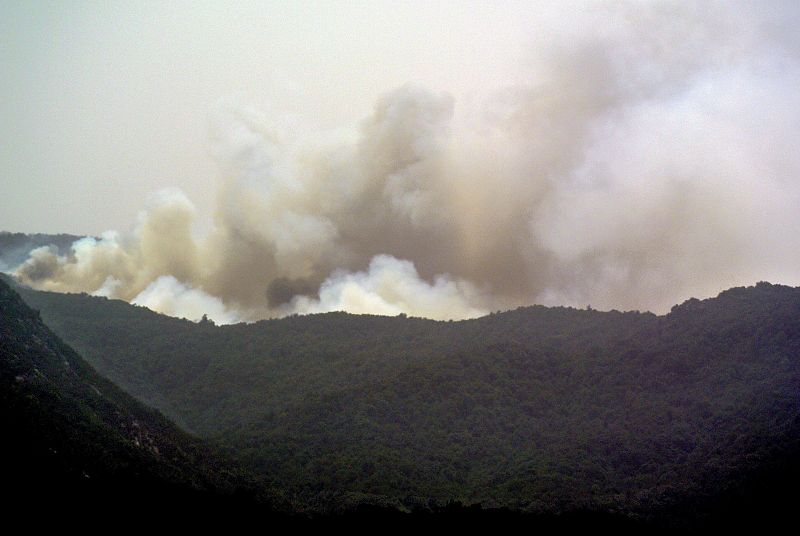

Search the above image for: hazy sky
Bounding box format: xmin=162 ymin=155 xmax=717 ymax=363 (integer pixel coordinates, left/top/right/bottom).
xmin=1 ymin=0 xmax=547 ymax=234
xmin=5 ymin=1 xmax=800 ymax=320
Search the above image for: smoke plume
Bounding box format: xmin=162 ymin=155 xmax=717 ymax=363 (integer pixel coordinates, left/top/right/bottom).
xmin=13 ymin=2 xmax=800 ymax=322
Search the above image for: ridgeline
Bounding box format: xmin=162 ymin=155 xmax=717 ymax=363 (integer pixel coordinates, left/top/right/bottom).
xmin=12 ymin=278 xmax=800 ymax=528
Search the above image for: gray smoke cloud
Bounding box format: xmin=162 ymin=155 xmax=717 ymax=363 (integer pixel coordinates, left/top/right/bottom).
xmin=13 ymin=2 xmax=800 ymax=322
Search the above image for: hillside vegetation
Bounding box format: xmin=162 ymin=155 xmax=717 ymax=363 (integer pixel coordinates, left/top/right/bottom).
xmin=15 ymin=280 xmax=800 ymax=521
xmin=0 ymin=277 xmax=273 ymax=514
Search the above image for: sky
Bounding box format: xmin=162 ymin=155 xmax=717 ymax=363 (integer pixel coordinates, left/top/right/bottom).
xmin=1 ymin=0 xmax=542 ymax=234
xmin=3 ymin=1 xmax=800 ymax=321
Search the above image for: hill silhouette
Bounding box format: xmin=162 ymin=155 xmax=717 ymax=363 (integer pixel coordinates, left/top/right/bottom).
xmin=0 ymin=231 xmax=83 ymax=271
xmin=12 ymin=279 xmax=800 ymax=527
xmin=0 ymin=277 xmax=278 ymax=518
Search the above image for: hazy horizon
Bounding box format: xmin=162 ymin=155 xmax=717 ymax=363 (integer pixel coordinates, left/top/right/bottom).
xmin=4 ymin=0 xmax=800 ymax=322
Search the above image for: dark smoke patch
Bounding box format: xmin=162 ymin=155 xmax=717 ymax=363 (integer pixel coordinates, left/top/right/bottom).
xmin=266 ymin=277 xmax=319 ymax=307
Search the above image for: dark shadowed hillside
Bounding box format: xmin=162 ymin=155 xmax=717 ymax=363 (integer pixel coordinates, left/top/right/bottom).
xmin=0 ymin=277 xmax=276 ymax=515
xmin=13 ymin=279 xmax=800 ymax=526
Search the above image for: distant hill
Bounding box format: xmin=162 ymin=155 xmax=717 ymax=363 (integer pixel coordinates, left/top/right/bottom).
xmin=0 ymin=231 xmax=83 ymax=271
xmin=0 ymin=277 xmax=276 ymax=515
xmin=13 ymin=279 xmax=800 ymax=527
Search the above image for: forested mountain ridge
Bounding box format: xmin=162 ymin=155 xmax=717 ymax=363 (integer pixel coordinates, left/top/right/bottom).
xmin=0 ymin=277 xmax=274 ymax=514
xmin=12 ymin=279 xmax=800 ymax=523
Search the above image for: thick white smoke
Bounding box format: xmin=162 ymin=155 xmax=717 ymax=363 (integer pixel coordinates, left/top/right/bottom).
xmin=131 ymin=276 xmax=239 ymax=325
xmin=285 ymin=255 xmax=485 ymax=320
xmin=14 ymin=1 xmax=800 ymax=321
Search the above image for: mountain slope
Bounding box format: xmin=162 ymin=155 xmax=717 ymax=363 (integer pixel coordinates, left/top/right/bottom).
xmin=14 ymin=280 xmax=800 ymax=520
xmin=0 ymin=277 xmax=271 ymax=513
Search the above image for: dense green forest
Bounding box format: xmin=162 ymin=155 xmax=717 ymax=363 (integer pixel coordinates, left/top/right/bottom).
xmin=0 ymin=276 xmax=648 ymax=529
xmin=0 ymin=277 xmax=277 ymax=516
xmin=13 ymin=278 xmax=800 ymax=526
